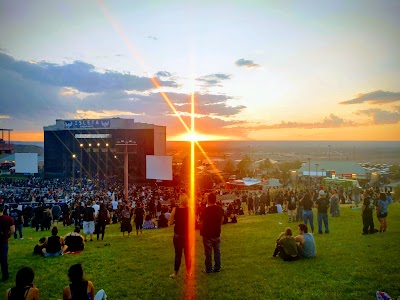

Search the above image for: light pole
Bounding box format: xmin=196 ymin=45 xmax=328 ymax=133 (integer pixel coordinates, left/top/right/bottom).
xmin=308 ymin=158 xmax=311 ymax=187
xmin=97 ymin=143 xmax=100 ymax=181
xmin=315 ymin=163 xmax=319 ymax=184
xmin=116 ymin=140 xmax=137 ymax=202
xmin=72 ymin=154 xmax=76 ymax=189
xmin=105 ymin=143 xmax=109 ymax=188
xmin=79 ymin=143 xmax=83 ymax=188
xmin=88 ymin=143 xmax=92 ymax=178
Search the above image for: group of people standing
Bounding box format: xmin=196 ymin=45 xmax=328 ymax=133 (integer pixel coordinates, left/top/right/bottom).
xmin=169 ymin=192 xmax=225 ymax=278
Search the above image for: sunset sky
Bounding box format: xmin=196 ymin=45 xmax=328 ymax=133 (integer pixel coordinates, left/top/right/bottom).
xmin=0 ymin=0 xmax=399 ymax=141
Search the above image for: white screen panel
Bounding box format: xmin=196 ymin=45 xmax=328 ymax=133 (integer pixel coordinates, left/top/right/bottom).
xmin=146 ymin=155 xmax=172 ymax=180
xmin=15 ymin=153 xmax=38 ymax=174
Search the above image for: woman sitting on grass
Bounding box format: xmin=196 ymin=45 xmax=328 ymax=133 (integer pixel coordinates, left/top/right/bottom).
xmin=143 ymin=214 xmax=156 ymax=229
xmin=6 ymin=267 xmax=39 ymax=300
xmin=157 ymin=212 xmax=168 ymax=228
xmin=33 ymin=237 xmax=47 ymax=256
xmin=63 ymin=264 xmax=107 ymax=300
xmin=42 ymin=226 xmax=64 ymax=257
xmin=271 ymin=227 xmax=299 ymax=261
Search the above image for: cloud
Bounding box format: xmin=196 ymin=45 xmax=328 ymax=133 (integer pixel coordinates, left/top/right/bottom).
xmin=196 ymin=73 xmax=231 ymax=87
xmin=235 ymin=58 xmax=261 ymax=69
xmin=0 ymin=52 xmax=178 ymax=93
xmin=0 ymin=52 xmax=244 ymax=136
xmin=74 ymin=110 xmax=144 ymax=119
xmin=156 ymin=71 xmax=172 ymax=78
xmin=357 ymin=108 xmax=400 ymax=124
xmin=146 ymin=35 xmax=158 ymax=40
xmin=241 ymin=114 xmax=357 ymax=130
xmin=340 ymin=90 xmax=400 ymax=105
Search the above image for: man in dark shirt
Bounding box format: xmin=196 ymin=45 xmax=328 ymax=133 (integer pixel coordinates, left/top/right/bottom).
xmin=361 ymin=190 xmax=376 ymax=235
xmin=315 ymin=190 xmax=330 ymax=234
xmin=33 ymin=203 xmax=44 ymax=231
xmin=82 ymin=202 xmax=95 ymax=242
xmin=51 ymin=203 xmax=62 ymax=225
xmin=201 ymin=193 xmax=224 ymax=273
xmin=9 ymin=207 xmax=24 ymax=240
xmin=0 ymin=204 xmax=15 ymax=281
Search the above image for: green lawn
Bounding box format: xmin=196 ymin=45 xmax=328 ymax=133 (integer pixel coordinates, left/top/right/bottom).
xmin=2 ymin=203 xmax=400 ymax=300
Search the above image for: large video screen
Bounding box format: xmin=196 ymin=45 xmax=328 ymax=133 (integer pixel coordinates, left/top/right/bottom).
xmin=15 ymin=153 xmax=38 ymax=174
xmin=146 ymin=155 xmax=172 ymax=180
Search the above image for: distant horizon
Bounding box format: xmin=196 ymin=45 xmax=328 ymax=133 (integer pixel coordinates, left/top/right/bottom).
xmin=10 ymin=139 xmax=400 ymax=144
xmin=1 ymin=1 xmax=400 ymax=141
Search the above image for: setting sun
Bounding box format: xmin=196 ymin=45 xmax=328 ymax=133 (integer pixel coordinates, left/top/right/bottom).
xmin=172 ymin=132 xmax=232 ymax=142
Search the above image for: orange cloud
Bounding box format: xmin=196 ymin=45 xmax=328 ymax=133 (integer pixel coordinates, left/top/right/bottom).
xmin=11 ymin=131 xmax=44 ymax=142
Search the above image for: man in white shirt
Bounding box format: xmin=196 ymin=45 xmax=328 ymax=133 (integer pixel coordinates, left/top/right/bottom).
xmin=92 ymin=201 xmax=100 ymax=214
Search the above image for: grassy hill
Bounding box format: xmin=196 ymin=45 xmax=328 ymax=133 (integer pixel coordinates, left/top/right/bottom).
xmin=1 ymin=203 xmax=399 ymax=300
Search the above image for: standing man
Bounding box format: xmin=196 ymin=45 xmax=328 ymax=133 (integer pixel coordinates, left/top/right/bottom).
xmin=9 ymin=206 xmax=23 ymax=240
xmin=315 ymin=190 xmax=330 ymax=234
xmin=295 ymin=223 xmax=316 ymax=258
xmin=33 ymin=203 xmax=44 ymax=232
xmin=0 ymin=204 xmax=15 ymax=281
xmin=201 ymin=193 xmax=224 ymax=273
xmin=51 ymin=202 xmax=62 ymax=226
xmin=82 ymin=201 xmax=96 ymax=242
xmin=361 ymin=190 xmax=376 ymax=235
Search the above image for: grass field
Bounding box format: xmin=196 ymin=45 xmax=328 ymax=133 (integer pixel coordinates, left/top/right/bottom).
xmin=1 ymin=203 xmax=400 ymax=300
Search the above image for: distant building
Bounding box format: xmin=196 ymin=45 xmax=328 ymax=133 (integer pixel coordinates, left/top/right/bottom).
xmin=0 ymin=129 xmax=13 ymax=154
xmin=296 ymin=160 xmax=367 ymax=179
xmin=43 ymin=118 xmax=166 ymax=178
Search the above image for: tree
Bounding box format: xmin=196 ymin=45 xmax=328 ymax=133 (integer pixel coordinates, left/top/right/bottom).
xmin=389 ymin=165 xmax=400 ymax=180
xmin=259 ymin=158 xmax=273 ymax=170
xmin=237 ymin=155 xmax=252 ymax=175
xmin=393 ymin=184 xmax=400 ymax=202
xmin=224 ymin=159 xmax=235 ymax=174
xmin=199 ymin=174 xmax=213 ymax=190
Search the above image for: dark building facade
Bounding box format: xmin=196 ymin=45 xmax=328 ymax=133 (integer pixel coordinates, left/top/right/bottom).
xmin=44 ymin=118 xmax=166 ymax=179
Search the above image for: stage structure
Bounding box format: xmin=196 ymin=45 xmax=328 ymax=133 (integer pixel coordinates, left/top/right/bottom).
xmin=43 ymin=118 xmax=167 ymax=180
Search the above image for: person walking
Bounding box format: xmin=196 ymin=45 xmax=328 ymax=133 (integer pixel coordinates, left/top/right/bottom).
xmin=9 ymin=206 xmax=24 ymax=240
xmin=0 ymin=204 xmax=15 ymax=281
xmin=95 ymin=204 xmax=110 ymax=241
xmin=200 ymin=193 xmax=224 ymax=273
xmin=315 ymin=190 xmax=330 ymax=234
xmin=169 ymin=194 xmax=191 ymax=279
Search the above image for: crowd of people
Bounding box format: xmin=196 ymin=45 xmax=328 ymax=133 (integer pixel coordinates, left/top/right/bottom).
xmin=0 ymin=175 xmax=395 ymax=298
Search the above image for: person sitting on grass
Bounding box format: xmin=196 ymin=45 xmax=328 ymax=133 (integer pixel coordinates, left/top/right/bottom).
xmin=271 ymin=227 xmax=299 ymax=261
xmin=295 ymin=224 xmax=316 ymax=258
xmin=42 ymin=226 xmax=64 ymax=257
xmin=33 ymin=237 xmax=47 ymax=256
xmin=143 ymin=214 xmax=156 ymax=229
xmin=157 ymin=212 xmax=168 ymax=228
xmin=62 ymin=264 xmax=107 ymax=300
xmin=63 ymin=227 xmax=85 ymax=253
xmin=6 ymin=267 xmax=39 ymax=300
